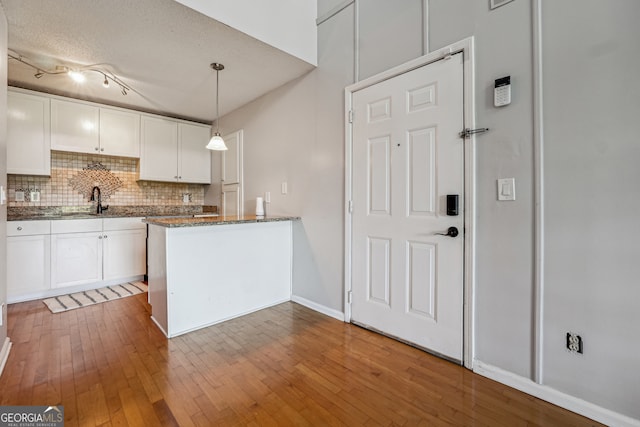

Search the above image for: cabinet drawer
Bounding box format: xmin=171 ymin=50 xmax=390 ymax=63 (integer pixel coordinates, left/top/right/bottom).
xmin=7 ymin=220 xmax=51 ymax=236
xmin=51 ymin=218 xmax=102 ymax=234
xmin=103 ymin=217 xmax=146 ymax=231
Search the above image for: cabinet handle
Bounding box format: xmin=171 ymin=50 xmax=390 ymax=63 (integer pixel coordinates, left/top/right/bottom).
xmin=104 ymin=235 xmax=108 ymax=238
xmin=174 ymin=176 xmax=178 ymax=179
xmin=17 ymin=226 xmax=22 ymax=231
xmin=100 ymin=148 xmax=104 ymax=152
xmin=98 ymin=235 xmax=103 ymax=239
xmin=95 ymin=147 xmax=99 ymax=151
xmin=178 ymin=176 xmax=182 ymax=179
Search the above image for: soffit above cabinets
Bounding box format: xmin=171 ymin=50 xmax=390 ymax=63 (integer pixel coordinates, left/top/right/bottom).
xmin=1 ymin=0 xmax=315 ymax=123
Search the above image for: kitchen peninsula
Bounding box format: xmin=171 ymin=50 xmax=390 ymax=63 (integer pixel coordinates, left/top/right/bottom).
xmin=143 ymin=215 xmax=298 ymax=338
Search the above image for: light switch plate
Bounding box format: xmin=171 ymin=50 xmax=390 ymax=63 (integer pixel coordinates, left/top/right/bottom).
xmin=497 ymin=178 xmax=516 ymax=201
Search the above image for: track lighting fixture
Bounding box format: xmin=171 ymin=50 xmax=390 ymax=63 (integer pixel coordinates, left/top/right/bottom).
xmin=8 ymin=50 xmax=133 ymax=96
xmin=68 ymin=70 xmax=85 ymax=83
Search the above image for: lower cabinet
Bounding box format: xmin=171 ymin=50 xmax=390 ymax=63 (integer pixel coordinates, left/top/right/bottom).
xmin=51 ymin=231 xmax=103 ymax=288
xmin=7 ymin=221 xmax=51 ymax=299
xmin=7 ymin=217 xmax=147 ymax=303
xmin=103 ymin=225 xmax=147 ymax=280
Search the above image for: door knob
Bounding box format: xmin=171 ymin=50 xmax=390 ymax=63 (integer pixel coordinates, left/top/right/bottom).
xmin=436 ymin=226 xmax=459 ymax=238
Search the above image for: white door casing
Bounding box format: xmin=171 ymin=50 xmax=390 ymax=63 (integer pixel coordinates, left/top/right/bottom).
xmin=346 ymin=41 xmax=476 ymax=364
xmin=222 ymin=130 xmax=244 ymax=216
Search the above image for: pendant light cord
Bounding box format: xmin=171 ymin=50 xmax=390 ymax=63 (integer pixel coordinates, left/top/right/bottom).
xmin=216 ymin=68 xmax=220 ymax=134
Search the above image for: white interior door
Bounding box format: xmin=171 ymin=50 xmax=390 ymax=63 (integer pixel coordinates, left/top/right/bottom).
xmin=221 ymin=130 xmax=243 ymax=216
xmin=351 ymin=53 xmax=465 ymax=362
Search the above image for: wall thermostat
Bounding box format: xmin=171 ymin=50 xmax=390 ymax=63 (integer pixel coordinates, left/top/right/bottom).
xmin=494 ymin=76 xmax=511 ymax=107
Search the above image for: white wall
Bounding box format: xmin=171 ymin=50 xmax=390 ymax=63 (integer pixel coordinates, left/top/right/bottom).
xmin=206 ymin=0 xmax=639 ymax=422
xmin=174 ymin=0 xmax=317 ymax=65
xmin=541 ymin=0 xmax=640 ymax=417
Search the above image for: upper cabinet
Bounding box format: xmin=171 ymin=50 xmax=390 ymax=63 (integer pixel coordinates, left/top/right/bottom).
xmin=50 ymin=99 xmax=99 ymax=153
xmin=51 ymin=98 xmax=140 ymax=158
xmin=178 ymin=123 xmax=212 ymax=184
xmin=8 ymin=88 xmax=209 ymax=184
xmin=7 ymin=91 xmax=51 ymax=176
xmin=139 ymin=116 xmax=211 ymax=184
xmin=139 ymin=116 xmax=178 ymax=182
xmin=99 ymin=108 xmax=141 ymax=157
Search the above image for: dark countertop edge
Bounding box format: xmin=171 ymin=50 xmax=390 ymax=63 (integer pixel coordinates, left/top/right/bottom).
xmin=8 ymin=213 xmax=171 ymax=221
xmin=143 ymin=216 xmax=300 ymax=228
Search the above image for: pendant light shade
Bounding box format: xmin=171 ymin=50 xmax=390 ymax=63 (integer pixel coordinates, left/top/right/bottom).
xmin=207 ymin=62 xmax=228 ymax=151
xmin=206 ymin=133 xmax=227 ymax=150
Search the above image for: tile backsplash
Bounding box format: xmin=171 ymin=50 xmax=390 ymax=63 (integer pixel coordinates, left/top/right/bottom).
xmin=8 ymin=151 xmax=205 ymax=207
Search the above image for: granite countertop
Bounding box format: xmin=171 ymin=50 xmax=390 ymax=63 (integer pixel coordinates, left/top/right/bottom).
xmin=8 ymin=205 xmax=219 ymax=221
xmin=143 ymin=215 xmax=299 ymax=228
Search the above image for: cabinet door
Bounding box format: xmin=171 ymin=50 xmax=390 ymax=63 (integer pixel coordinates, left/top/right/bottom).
xmin=51 ymin=232 xmax=103 ymax=288
xmin=103 ymin=229 xmax=147 ymax=281
xmin=51 ymin=99 xmax=100 ymax=154
xmin=7 ymin=235 xmax=51 ymax=300
xmin=100 ymin=108 xmax=140 ymax=158
xmin=178 ymin=123 xmax=211 ymax=184
xmin=139 ymin=116 xmax=178 ymax=182
xmin=7 ymin=91 xmax=51 ymax=175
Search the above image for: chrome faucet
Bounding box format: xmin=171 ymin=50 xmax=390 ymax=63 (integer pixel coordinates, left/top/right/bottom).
xmin=89 ymin=186 xmax=109 ymax=214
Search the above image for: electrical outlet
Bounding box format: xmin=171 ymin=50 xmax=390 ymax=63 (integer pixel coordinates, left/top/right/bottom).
xmin=566 ymin=332 xmax=583 ymax=354
xmin=30 ymin=190 xmax=40 ymax=202
xmin=15 ymin=190 xmax=24 ymax=202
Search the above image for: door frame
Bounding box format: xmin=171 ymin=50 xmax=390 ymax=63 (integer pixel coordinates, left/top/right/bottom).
xmin=221 ymin=129 xmax=244 ymax=215
xmin=344 ymin=37 xmax=477 ymax=368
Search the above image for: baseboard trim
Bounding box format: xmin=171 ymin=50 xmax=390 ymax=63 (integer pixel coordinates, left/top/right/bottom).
xmin=291 ymin=295 xmax=345 ymax=321
xmin=0 ymin=337 xmax=12 ymax=378
xmin=474 ymin=360 xmax=640 ymax=427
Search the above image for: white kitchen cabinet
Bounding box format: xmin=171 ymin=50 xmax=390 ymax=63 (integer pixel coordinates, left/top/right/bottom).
xmin=140 ymin=116 xmax=211 ymax=183
xmin=50 ymin=217 xmax=146 ymax=290
xmin=7 ymin=90 xmax=51 ymax=175
xmin=103 ymin=217 xmax=146 ymax=280
xmin=178 ymin=123 xmax=212 ymax=183
xmin=99 ymin=107 xmax=141 ymax=157
xmin=51 ymin=98 xmax=141 ymax=157
xmin=51 ymin=219 xmax=103 ymax=289
xmin=51 ymin=98 xmax=100 ymax=154
xmin=139 ymin=115 xmax=178 ymax=181
xmin=7 ymin=220 xmax=51 ymax=302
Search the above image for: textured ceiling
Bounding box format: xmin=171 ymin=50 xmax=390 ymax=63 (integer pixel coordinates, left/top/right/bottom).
xmin=1 ymin=0 xmax=315 ymax=123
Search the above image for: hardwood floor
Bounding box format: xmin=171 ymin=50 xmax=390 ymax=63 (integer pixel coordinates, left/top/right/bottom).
xmin=0 ymin=295 xmax=602 ymax=426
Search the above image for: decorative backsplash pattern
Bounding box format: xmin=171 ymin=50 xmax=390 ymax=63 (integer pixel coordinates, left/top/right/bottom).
xmin=69 ymin=162 xmax=123 ymax=200
xmin=8 ymin=151 xmax=205 ymax=207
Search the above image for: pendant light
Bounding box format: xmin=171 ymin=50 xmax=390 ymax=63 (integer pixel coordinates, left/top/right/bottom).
xmin=206 ymin=62 xmax=228 ymax=151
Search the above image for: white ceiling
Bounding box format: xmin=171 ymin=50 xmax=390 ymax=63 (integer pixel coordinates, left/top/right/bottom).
xmin=1 ymin=0 xmax=315 ymax=123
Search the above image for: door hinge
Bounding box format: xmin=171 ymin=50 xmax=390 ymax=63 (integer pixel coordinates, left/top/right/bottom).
xmin=348 ymin=110 xmax=354 ymax=123
xmin=459 ymin=127 xmax=490 ymax=139
xmin=348 ymin=200 xmax=353 ymax=213
xmin=347 ymin=290 xmax=352 ymax=304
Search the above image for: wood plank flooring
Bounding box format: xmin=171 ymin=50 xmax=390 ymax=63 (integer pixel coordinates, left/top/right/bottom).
xmin=0 ymin=295 xmax=603 ymax=426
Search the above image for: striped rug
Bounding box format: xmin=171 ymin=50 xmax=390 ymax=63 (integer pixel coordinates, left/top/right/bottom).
xmin=43 ymin=282 xmax=148 ymax=313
